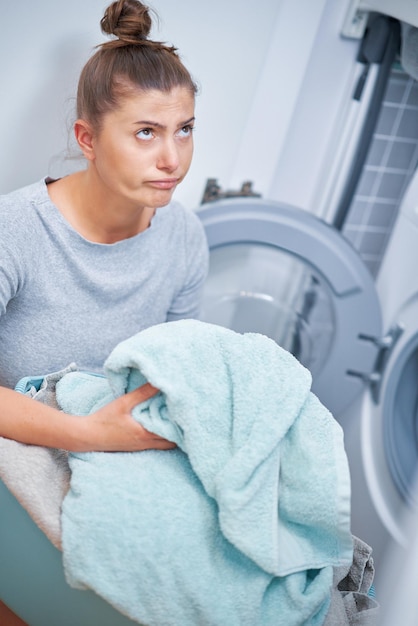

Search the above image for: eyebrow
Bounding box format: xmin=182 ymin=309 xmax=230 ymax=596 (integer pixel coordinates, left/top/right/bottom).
xmin=133 ymin=116 xmax=196 ymax=129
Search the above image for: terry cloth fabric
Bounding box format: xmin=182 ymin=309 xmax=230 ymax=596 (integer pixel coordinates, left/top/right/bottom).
xmin=0 ymin=365 xmax=75 ymax=549
xmin=324 ymin=536 xmax=380 ymax=625
xmin=57 ymin=319 xmax=353 ymax=626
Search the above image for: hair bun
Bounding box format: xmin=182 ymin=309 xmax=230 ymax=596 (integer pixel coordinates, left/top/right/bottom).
xmin=100 ymin=0 xmax=152 ymax=44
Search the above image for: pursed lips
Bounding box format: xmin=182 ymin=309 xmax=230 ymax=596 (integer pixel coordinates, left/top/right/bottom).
xmin=147 ymin=178 xmax=180 ymax=190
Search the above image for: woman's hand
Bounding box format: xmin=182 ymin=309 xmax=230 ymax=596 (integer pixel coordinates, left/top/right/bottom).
xmin=79 ymin=383 xmax=176 ymax=452
xmin=0 ymin=383 xmax=174 ymax=452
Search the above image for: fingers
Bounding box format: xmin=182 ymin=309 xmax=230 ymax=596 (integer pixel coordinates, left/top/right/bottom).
xmin=151 ymin=439 xmax=177 ymax=450
xmin=141 ymin=422 xmax=177 ymax=449
xmin=118 ymin=383 xmax=177 ymax=451
xmin=124 ymin=383 xmax=160 ymax=409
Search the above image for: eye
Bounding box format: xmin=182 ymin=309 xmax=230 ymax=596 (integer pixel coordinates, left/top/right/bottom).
xmin=177 ymin=124 xmax=195 ymax=138
xmin=136 ymin=128 xmax=154 ymax=140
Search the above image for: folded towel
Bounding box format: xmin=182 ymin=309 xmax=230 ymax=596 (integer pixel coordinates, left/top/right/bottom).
xmin=57 ymin=319 xmax=353 ymax=625
xmin=0 ymin=365 xmax=75 ymax=549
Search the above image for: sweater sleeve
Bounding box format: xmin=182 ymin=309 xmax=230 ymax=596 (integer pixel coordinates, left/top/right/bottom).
xmin=167 ymin=209 xmax=209 ymax=322
xmin=0 ymin=201 xmax=27 ymax=316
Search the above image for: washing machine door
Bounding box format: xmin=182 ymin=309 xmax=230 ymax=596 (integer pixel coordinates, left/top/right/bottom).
xmin=197 ymin=197 xmax=382 ymax=417
xmin=361 ymin=297 xmax=418 ymax=545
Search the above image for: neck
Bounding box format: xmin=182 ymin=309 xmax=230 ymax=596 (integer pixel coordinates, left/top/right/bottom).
xmin=47 ymin=170 xmax=155 ymax=244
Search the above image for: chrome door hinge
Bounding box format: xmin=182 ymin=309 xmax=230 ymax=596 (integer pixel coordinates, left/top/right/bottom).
xmin=347 ymin=324 xmax=404 ymax=403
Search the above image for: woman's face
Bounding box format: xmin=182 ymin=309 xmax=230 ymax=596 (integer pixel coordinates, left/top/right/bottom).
xmin=82 ymin=86 xmax=195 ymax=210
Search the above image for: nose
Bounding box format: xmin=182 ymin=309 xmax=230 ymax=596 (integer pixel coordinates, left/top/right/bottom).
xmin=156 ymin=138 xmax=180 ymax=173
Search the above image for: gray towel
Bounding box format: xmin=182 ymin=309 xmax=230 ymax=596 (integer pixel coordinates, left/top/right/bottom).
xmin=324 ymin=535 xmax=380 ymax=625
xmin=0 ymin=365 xmax=74 ymax=549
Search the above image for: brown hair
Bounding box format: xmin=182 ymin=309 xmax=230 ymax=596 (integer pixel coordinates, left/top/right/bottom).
xmin=76 ymin=0 xmax=197 ymax=130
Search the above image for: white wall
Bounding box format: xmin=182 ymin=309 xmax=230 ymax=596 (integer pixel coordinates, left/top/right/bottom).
xmin=0 ymin=0 xmax=361 ymax=213
xmin=0 ymin=0 xmax=281 ymax=209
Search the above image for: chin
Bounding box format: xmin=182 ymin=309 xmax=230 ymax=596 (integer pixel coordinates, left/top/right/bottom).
xmin=151 ymin=191 xmax=177 ymax=208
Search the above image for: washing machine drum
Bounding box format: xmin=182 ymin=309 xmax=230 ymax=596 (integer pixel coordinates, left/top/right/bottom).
xmin=197 ymin=198 xmax=382 ymax=418
xmin=382 ymin=311 xmax=418 ymax=508
xmin=201 ymin=242 xmax=332 ymax=375
xmin=385 ymin=343 xmax=418 ymax=506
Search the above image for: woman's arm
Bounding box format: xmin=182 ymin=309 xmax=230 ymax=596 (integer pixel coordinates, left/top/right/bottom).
xmin=0 ymin=384 xmax=175 ymax=452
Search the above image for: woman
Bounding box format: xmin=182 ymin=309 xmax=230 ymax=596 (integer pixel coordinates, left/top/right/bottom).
xmin=0 ymin=0 xmax=208 ymax=454
xmin=0 ymin=2 xmax=208 ymax=621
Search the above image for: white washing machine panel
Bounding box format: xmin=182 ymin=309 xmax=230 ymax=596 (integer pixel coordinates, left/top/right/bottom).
xmin=335 ymin=167 xmax=418 ymax=581
xmin=342 ymin=296 xmax=418 ymax=582
xmin=365 ymin=169 xmax=418 ymax=541
xmin=197 ymin=197 xmax=382 ymax=417
xmin=361 ymin=301 xmax=418 ymax=544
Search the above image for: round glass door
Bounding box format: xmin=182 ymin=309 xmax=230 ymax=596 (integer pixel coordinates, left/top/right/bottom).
xmin=360 ymin=299 xmax=418 ymax=544
xmin=200 ymin=242 xmax=335 ymax=378
xmin=384 ymin=332 xmax=418 ymax=508
xmin=197 ymin=197 xmax=382 ymax=417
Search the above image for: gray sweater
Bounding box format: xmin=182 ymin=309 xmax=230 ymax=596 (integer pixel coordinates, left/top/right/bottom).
xmin=0 ymin=178 xmax=209 ymax=388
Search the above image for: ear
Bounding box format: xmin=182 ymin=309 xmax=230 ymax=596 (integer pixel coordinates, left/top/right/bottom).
xmin=74 ymin=119 xmax=96 ymax=161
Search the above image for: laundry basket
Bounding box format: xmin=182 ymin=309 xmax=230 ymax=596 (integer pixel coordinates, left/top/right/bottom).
xmin=0 ymin=478 xmax=140 ymax=626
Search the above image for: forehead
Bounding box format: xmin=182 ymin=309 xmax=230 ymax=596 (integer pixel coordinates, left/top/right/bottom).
xmin=109 ymin=86 xmax=195 ymax=124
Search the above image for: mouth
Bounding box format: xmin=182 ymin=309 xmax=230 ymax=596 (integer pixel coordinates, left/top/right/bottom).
xmin=147 ymin=178 xmax=180 ymax=190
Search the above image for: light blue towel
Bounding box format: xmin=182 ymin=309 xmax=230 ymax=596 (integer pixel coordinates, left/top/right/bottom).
xmin=57 ymin=319 xmax=353 ymax=626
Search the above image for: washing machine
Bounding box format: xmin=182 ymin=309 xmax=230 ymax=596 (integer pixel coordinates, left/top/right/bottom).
xmin=339 ymin=167 xmax=418 ymax=588
xmin=196 ymin=197 xmax=383 ymax=419
xmin=196 ymin=181 xmax=418 ymax=589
